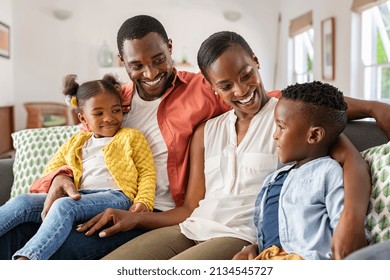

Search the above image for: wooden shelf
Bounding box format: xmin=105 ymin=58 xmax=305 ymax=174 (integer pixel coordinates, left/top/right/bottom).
xmin=0 ymin=106 xmax=14 ymax=156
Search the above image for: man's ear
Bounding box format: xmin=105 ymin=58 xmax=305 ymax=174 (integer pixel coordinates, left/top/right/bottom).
xmin=118 ymin=54 xmax=123 ymax=63
xmin=167 ymin=38 xmax=173 ymax=54
xmin=308 ymin=127 xmax=325 ymax=144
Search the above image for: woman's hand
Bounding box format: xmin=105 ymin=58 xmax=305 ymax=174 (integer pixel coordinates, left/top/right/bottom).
xmin=232 ymin=244 xmax=258 ymax=260
xmin=331 ymin=211 xmax=367 ymax=259
xmin=76 ymin=208 xmax=140 ymax=238
xmin=41 ymin=174 xmax=80 ymax=220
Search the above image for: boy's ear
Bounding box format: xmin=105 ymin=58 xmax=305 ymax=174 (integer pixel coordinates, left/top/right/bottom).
xmin=308 ymin=127 xmax=325 ymax=144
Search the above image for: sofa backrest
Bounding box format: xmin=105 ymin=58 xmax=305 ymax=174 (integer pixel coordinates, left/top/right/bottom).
xmin=343 ymin=120 xmax=388 ymax=152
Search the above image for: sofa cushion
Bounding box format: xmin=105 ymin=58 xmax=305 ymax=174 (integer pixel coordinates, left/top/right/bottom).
xmin=10 ymin=125 xmax=80 ymax=198
xmin=363 ymin=141 xmax=390 ymax=244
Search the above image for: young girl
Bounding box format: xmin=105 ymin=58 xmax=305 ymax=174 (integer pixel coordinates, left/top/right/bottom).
xmin=0 ymin=74 xmax=156 ymax=260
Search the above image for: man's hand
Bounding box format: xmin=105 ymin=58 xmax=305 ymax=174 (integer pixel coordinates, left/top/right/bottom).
xmin=41 ymin=174 xmax=80 ymax=220
xmin=331 ymin=211 xmax=367 ymax=259
xmin=371 ymin=101 xmax=390 ymax=139
xmin=232 ymin=244 xmax=258 ymax=260
xmin=76 ymin=208 xmax=139 ymax=238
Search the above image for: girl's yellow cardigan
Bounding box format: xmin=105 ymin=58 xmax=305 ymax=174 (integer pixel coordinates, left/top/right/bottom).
xmin=42 ymin=128 xmax=156 ymax=211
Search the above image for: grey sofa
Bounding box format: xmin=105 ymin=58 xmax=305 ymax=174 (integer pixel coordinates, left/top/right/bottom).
xmin=0 ymin=120 xmax=388 ymax=206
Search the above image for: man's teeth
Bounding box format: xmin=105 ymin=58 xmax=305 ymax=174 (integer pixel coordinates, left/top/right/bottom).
xmin=144 ymin=76 xmax=162 ymax=86
xmin=237 ymin=92 xmax=254 ymax=104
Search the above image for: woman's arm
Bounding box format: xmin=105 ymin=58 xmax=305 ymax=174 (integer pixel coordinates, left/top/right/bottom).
xmin=344 ymin=96 xmax=390 ymax=139
xmin=77 ymin=122 xmax=208 ymax=237
xmin=329 ymin=133 xmax=371 ymax=259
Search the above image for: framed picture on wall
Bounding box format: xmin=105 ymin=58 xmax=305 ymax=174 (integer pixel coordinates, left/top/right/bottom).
xmin=0 ymin=21 xmax=10 ymax=59
xmin=321 ymin=17 xmax=335 ymax=80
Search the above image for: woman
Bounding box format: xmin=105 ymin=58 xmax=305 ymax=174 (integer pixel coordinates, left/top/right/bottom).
xmin=79 ymin=31 xmax=370 ymax=260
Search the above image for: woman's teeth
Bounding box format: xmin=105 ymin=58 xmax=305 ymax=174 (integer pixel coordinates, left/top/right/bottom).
xmin=237 ymin=92 xmax=254 ymax=105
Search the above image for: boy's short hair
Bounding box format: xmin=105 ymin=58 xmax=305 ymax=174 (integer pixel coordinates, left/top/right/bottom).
xmin=281 ymin=81 xmax=348 ymax=145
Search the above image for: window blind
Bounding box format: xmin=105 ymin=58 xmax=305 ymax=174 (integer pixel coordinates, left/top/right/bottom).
xmin=289 ymin=11 xmax=313 ymax=37
xmin=351 ymin=0 xmax=388 ymax=13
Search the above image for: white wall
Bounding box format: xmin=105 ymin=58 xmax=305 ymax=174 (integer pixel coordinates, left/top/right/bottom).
xmin=10 ymin=0 xmax=280 ymax=131
xmin=4 ymin=0 xmax=369 ymax=131
xmin=0 ymin=0 xmax=13 ymax=107
xmin=276 ymin=0 xmax=356 ymax=98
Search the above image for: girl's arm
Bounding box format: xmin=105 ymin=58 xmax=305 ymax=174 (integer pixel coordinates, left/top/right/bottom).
xmin=77 ymin=122 xmax=207 ymax=237
xmin=329 ymin=133 xmax=370 ymax=259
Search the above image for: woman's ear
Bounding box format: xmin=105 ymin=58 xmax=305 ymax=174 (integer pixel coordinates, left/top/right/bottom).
xmin=253 ymin=54 xmax=260 ymax=69
xmin=308 ymin=127 xmax=325 ymax=144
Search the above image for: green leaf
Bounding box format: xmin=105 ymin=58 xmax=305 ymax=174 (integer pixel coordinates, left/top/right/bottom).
xmin=366 ymin=216 xmax=376 ymax=231
xmin=380 ymin=169 xmax=389 ymax=183
xmin=375 ymin=199 xmax=385 ymax=214
xmin=378 ymin=216 xmax=389 ymax=231
xmin=372 ymin=186 xmax=380 ymax=199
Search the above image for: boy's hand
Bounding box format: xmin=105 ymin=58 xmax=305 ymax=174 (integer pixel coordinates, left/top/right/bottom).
xmin=129 ymin=202 xmax=148 ymax=213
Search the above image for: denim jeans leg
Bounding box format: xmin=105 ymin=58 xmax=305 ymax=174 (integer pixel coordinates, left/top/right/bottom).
xmin=13 ymin=189 xmax=131 ymax=260
xmin=0 ymin=193 xmax=46 ymax=237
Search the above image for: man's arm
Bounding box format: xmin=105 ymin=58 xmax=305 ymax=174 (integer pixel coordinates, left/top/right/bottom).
xmin=344 ymin=96 xmax=390 ymax=139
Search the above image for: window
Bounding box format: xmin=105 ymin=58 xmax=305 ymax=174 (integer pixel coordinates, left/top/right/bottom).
xmin=292 ymin=29 xmax=314 ymax=83
xmin=288 ymin=11 xmax=314 ymax=84
xmin=361 ymin=1 xmax=390 ymax=101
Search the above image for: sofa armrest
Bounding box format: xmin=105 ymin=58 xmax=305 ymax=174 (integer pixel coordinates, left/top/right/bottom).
xmin=0 ymin=158 xmax=14 ymax=205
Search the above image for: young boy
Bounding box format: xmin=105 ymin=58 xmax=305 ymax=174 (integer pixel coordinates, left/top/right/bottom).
xmin=237 ymin=81 xmax=349 ymax=260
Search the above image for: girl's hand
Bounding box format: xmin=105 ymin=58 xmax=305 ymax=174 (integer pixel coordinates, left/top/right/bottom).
xmin=129 ymin=202 xmax=148 ymax=213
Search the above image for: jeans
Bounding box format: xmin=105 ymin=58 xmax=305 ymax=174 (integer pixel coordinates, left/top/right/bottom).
xmin=0 ymin=189 xmax=135 ymax=260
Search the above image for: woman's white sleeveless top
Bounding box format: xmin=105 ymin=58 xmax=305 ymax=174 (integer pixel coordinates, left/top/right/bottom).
xmin=180 ymin=98 xmax=279 ymax=243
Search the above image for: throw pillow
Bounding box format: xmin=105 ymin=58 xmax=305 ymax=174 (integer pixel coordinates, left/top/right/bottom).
xmin=10 ymin=125 xmax=80 ymax=198
xmin=363 ymin=141 xmax=390 ymax=244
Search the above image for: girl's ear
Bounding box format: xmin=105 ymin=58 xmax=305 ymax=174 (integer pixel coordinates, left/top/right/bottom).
xmin=78 ymin=112 xmax=87 ymax=124
xmin=308 ymin=127 xmax=325 ymax=144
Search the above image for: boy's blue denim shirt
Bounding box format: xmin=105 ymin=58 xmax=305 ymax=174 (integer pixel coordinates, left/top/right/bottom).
xmin=254 ymin=156 xmax=344 ymax=260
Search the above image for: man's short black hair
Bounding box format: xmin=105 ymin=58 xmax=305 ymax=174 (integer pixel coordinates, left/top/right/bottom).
xmin=117 ymin=15 xmax=169 ymax=56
